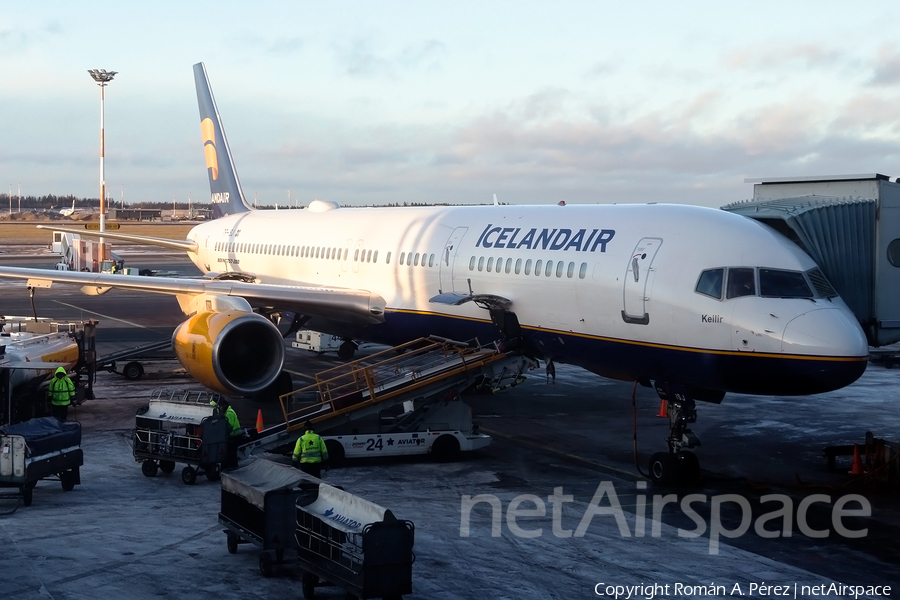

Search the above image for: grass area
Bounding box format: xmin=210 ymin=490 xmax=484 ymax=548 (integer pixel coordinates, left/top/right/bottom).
xmin=0 ymin=222 xmax=195 ymax=244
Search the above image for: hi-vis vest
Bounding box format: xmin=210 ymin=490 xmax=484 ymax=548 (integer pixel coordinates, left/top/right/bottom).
xmin=293 ymin=431 xmax=328 ymax=464
xmin=48 ymin=368 xmax=75 ymax=406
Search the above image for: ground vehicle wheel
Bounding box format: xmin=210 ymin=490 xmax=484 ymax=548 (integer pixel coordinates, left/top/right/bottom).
xmin=141 ymin=460 xmax=158 ymax=477
xmin=226 ymin=531 xmax=239 ymax=554
xmin=337 ymin=341 xmax=357 ymax=361
xmin=648 ymin=452 xmax=677 ymax=485
xmin=159 ymin=460 xmax=176 ymax=474
xmin=259 ymin=551 xmax=274 ymax=577
xmin=122 ymin=361 xmax=144 ymax=380
xmin=324 ymin=439 xmax=345 ymax=463
xmin=431 ymin=435 xmax=460 ymax=461
xmin=205 ymin=464 xmax=221 ymax=482
xmin=181 ymin=466 xmax=197 ymax=485
xmin=21 ymin=484 xmax=33 ymax=507
xmin=60 ymin=470 xmax=77 ymax=491
xmin=676 ymin=450 xmax=700 ymax=484
xmin=302 ymin=572 xmax=319 ymax=599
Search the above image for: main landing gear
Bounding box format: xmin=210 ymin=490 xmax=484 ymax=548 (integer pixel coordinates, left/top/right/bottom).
xmin=649 ymin=384 xmax=702 ymax=485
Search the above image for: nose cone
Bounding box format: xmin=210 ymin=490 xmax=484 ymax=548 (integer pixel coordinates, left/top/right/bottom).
xmin=781 ymin=307 xmax=868 ymax=393
xmin=783 ymin=307 xmax=868 ymax=357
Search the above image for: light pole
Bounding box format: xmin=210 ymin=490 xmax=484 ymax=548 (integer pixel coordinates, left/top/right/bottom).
xmin=88 ymin=68 xmax=117 ymax=253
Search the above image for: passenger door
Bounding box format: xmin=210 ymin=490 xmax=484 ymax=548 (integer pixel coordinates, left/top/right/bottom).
xmin=622 ymin=237 xmax=662 ymax=325
xmin=439 ymin=227 xmax=468 ymax=294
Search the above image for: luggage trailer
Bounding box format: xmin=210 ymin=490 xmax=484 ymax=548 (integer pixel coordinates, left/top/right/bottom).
xmin=0 ymin=417 xmax=83 ymax=510
xmin=132 ymin=390 xmax=229 ymax=485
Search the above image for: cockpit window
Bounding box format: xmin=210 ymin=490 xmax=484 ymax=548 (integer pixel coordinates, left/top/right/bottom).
xmin=806 ymin=267 xmax=837 ymax=298
xmin=695 ymin=268 xmax=724 ymax=299
xmin=726 ymin=268 xmax=756 ymax=299
xmin=759 ymin=268 xmax=813 ymax=298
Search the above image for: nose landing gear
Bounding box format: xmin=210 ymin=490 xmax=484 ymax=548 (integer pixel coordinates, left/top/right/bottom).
xmin=649 ymin=384 xmax=702 ymax=485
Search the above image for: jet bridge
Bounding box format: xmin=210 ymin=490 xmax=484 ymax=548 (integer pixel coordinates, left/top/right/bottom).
xmin=237 ymin=336 xmax=533 ymax=461
xmin=723 ymin=174 xmax=900 ymax=347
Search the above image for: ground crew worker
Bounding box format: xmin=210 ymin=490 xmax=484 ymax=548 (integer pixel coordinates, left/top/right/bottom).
xmin=217 ymin=398 xmax=243 ymax=468
xmin=293 ymin=420 xmax=328 ymax=478
xmin=47 ymin=367 xmax=75 ymax=421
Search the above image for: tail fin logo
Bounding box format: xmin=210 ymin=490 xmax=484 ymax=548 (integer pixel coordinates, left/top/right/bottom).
xmin=200 ymin=118 xmax=219 ymax=180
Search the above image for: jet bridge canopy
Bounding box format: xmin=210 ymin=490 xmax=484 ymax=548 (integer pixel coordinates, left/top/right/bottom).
xmin=723 ymin=174 xmax=900 ymax=346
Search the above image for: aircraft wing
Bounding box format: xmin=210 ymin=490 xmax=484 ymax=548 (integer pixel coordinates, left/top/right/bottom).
xmin=36 ymin=225 xmax=198 ymax=253
xmin=0 ymin=266 xmax=385 ymax=326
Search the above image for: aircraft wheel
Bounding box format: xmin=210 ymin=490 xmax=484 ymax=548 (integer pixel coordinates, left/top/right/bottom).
xmin=676 ymin=450 xmax=700 ymax=484
xmin=648 ymin=452 xmax=677 ymax=485
xmin=182 ymin=466 xmax=197 ymax=485
xmin=159 ymin=460 xmax=176 ymax=474
xmin=141 ymin=460 xmax=158 ymax=477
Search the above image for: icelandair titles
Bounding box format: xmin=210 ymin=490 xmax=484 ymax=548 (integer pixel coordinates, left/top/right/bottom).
xmin=475 ymin=224 xmax=615 ymax=252
xmin=210 ymin=192 xmax=230 ymax=204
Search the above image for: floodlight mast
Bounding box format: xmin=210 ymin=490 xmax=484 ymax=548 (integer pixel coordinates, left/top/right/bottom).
xmin=88 ymin=69 xmax=117 ymax=254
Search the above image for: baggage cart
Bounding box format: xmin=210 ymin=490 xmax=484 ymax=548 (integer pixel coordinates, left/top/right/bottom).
xmin=132 ymin=392 xmax=228 ymax=484
xmin=295 ymin=481 xmax=415 ymax=599
xmin=0 ymin=417 xmax=83 ymax=508
xmin=218 ymin=458 xmax=307 ymax=577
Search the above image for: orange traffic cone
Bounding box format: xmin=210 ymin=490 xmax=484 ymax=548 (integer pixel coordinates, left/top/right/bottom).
xmin=657 ymin=399 xmax=668 ymax=418
xmin=849 ymin=444 xmax=864 ymax=475
xmin=256 ymin=409 xmax=265 ymax=433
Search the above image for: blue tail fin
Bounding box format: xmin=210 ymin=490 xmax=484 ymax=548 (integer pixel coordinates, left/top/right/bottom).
xmin=193 ymin=62 xmax=252 ymax=219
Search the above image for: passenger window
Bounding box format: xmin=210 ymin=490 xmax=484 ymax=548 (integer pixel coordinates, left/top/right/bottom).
xmin=399 ymin=252 xmax=405 ymax=265
xmin=505 ymin=258 xmax=512 ymax=274
xmin=534 ymin=259 xmax=542 ymax=275
xmin=487 ymin=257 xmax=494 ymax=272
xmin=414 ymin=252 xmax=420 ymax=266
xmin=556 ymin=262 xmax=564 ymax=278
xmin=579 ymin=262 xmax=587 ymax=279
xmin=759 ymin=269 xmax=813 ymax=298
xmin=478 ymin=256 xmax=485 ymax=271
xmin=696 ymin=268 xmax=724 ymax=299
xmin=354 ymin=249 xmax=359 ymax=262
xmin=385 ymin=251 xmax=391 ymax=264
xmin=469 ymin=256 xmax=476 ymax=271
xmin=343 ymin=248 xmax=348 ymax=261
xmin=545 ymin=260 xmax=553 ymax=277
xmin=567 ymin=262 xmax=575 ymax=278
xmin=373 ymin=250 xmax=379 ymax=263
xmin=515 ymin=259 xmax=522 ymax=274
xmin=726 ymin=268 xmax=755 ymax=299
xmin=429 ymin=254 xmax=434 ymax=267
xmin=525 ymin=259 xmax=532 ymax=275
xmin=367 ymin=250 xmax=373 ymax=263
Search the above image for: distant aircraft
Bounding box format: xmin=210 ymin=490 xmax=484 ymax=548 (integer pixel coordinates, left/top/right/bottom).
xmin=0 ymin=62 xmax=869 ymax=484
xmin=58 ymin=200 xmax=77 ymax=216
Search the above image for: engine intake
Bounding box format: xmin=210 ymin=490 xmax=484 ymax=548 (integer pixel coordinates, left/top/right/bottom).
xmin=172 ymin=311 xmax=285 ymax=396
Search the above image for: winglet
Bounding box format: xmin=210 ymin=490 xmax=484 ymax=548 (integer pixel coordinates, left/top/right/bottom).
xmin=193 ymin=62 xmax=252 ymax=219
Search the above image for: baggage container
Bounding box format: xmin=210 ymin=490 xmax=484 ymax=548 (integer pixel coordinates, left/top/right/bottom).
xmin=0 ymin=417 xmax=82 ymax=507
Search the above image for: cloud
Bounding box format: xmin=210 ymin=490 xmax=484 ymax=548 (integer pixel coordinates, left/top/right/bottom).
xmin=335 ymin=38 xmax=446 ymax=78
xmin=868 ymin=44 xmax=900 ymax=86
xmin=267 ymin=36 xmax=303 ymax=55
xmin=726 ymin=43 xmax=843 ymax=71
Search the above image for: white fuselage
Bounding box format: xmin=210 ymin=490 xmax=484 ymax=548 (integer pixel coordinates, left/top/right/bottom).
xmin=184 ymin=202 xmax=868 ymax=395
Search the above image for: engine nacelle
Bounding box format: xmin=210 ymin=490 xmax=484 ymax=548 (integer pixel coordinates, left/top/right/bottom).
xmin=172 ymin=311 xmax=285 ymax=396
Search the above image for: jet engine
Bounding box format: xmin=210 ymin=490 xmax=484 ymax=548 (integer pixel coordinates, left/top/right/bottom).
xmin=171 ymin=310 xmax=285 ymax=396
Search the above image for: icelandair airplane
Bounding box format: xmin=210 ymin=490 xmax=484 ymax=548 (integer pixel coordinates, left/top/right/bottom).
xmin=0 ymin=63 xmax=869 ymax=483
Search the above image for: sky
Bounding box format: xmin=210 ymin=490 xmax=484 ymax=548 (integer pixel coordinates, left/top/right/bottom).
xmin=2 ymin=1 xmax=900 ymax=208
